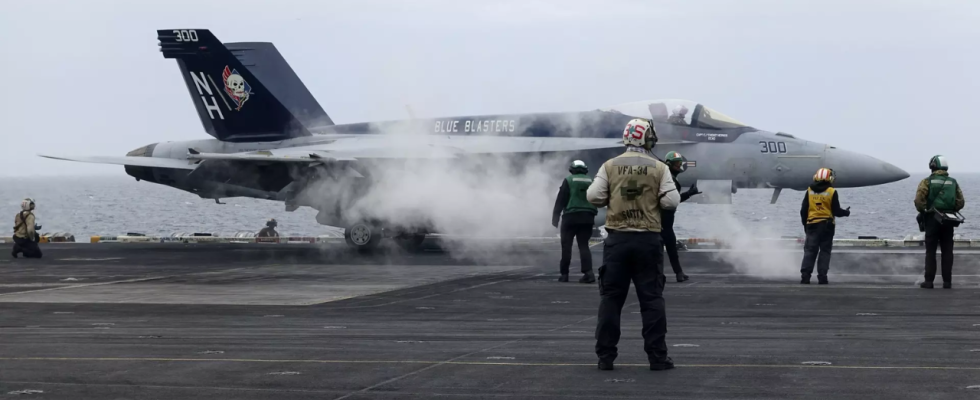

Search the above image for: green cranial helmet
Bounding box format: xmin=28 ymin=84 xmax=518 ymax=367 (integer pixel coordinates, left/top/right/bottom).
xmin=929 ymin=155 xmax=948 ymax=171
xmin=664 ymin=151 xmax=686 ymax=173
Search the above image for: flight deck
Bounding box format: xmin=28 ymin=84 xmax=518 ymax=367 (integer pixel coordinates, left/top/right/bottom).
xmin=1 ymin=243 xmax=979 ymax=399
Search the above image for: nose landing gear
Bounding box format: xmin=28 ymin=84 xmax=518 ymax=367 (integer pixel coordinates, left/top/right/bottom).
xmin=344 ymin=221 xmax=428 ymax=253
xmin=345 ymin=222 xmax=382 ymax=251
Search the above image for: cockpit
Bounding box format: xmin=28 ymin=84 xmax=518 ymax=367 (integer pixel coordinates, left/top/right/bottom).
xmin=600 ymin=99 xmax=751 ymax=130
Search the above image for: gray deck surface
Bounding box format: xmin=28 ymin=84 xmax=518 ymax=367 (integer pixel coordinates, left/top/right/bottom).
xmin=1 ymin=242 xmax=979 ymax=399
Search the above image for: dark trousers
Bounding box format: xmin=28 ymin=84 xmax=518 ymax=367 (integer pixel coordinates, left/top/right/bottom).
xmin=660 ymin=210 xmax=684 ymax=275
xmin=595 ymin=231 xmax=668 ymax=364
xmin=924 ymin=217 xmax=955 ymax=284
xmin=559 ymin=221 xmax=593 ymax=275
xmin=12 ymin=237 xmax=42 ymax=258
xmin=800 ymin=221 xmax=834 ymax=278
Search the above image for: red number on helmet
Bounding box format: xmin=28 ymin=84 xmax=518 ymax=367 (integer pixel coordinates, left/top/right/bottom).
xmin=631 ymin=124 xmax=645 ymax=140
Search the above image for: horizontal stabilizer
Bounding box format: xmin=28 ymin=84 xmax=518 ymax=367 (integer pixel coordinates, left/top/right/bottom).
xmin=39 ymin=155 xmax=198 ymax=170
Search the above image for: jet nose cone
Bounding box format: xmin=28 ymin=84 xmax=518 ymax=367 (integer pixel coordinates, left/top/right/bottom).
xmin=882 ymin=161 xmax=911 ymax=182
xmin=826 ymin=147 xmax=909 ymax=187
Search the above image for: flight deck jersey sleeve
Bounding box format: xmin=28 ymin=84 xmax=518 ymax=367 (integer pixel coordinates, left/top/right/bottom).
xmin=956 ymin=185 xmax=966 ymax=211
xmin=659 ymin=168 xmax=680 ymax=210
xmin=553 ymin=179 xmax=571 ymax=226
xmin=587 ymin=167 xmax=610 ymax=208
xmin=676 ymin=175 xmax=694 ymax=203
xmin=915 ymin=177 xmax=931 ymax=212
xmin=800 ymin=192 xmax=810 ymax=226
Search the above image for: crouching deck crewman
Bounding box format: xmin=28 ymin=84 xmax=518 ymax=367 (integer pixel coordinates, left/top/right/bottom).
xmin=12 ymin=198 xmax=42 ymax=259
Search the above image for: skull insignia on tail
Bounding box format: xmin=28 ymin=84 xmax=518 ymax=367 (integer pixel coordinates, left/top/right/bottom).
xmin=222 ymin=66 xmax=252 ymax=110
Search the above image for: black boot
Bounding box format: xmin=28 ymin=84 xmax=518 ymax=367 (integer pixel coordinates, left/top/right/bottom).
xmin=919 ymin=282 xmax=934 ymax=289
xmin=818 ymin=276 xmax=828 ymax=285
xmin=558 ymin=274 xmax=569 ymax=282
xmin=650 ymin=357 xmax=675 ymax=371
xmin=579 ymin=272 xmax=595 ymax=284
xmin=800 ymin=276 xmax=810 ymax=284
xmin=598 ymin=360 xmax=614 ymax=370
xmin=676 ymin=273 xmax=689 ymax=283
xmin=943 ymin=282 xmax=951 ymax=289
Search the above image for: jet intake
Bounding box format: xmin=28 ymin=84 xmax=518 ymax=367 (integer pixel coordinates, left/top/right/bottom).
xmin=124 ymin=143 xmax=159 ymax=182
xmin=126 ymin=143 xmax=158 ymax=157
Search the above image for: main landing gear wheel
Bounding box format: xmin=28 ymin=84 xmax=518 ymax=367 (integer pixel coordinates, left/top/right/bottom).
xmin=345 ymin=222 xmax=381 ymax=251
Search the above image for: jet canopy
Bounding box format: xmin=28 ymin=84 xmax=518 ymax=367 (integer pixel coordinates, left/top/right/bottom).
xmin=601 ymin=99 xmax=750 ymax=130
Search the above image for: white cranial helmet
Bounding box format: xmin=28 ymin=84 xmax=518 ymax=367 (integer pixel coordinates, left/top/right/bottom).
xmin=672 ymin=104 xmax=689 ymax=116
xmin=622 ymin=118 xmax=657 ymax=150
xmin=569 ymin=159 xmax=588 ymax=174
xmin=21 ymin=198 xmax=35 ymax=211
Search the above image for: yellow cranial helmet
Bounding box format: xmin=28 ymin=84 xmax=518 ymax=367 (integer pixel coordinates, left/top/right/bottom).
xmin=813 ymin=168 xmax=835 ymax=183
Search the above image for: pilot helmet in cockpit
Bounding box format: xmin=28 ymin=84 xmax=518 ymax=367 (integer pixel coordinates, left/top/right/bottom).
xmin=667 ymin=105 xmax=689 ymax=125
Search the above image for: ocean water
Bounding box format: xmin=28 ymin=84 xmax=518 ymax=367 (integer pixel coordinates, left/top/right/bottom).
xmin=2 ymin=174 xmax=978 ymax=239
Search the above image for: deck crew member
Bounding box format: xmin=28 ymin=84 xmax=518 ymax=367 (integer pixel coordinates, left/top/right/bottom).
xmin=11 ymin=198 xmax=42 ymax=259
xmin=258 ymin=219 xmax=280 ymax=238
xmin=914 ymin=155 xmax=965 ymax=289
xmin=800 ymin=168 xmax=850 ymax=284
xmin=662 ymin=151 xmax=700 ymax=282
xmin=587 ymin=118 xmax=680 ymax=371
xmin=552 ymin=160 xmax=597 ymax=283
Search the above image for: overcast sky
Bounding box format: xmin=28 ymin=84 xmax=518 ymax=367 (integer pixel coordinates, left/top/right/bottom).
xmin=1 ymin=0 xmax=978 ymax=176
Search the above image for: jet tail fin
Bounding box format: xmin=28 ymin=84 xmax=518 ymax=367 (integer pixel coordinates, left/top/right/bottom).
xmin=224 ymin=42 xmax=333 ymax=128
xmin=158 ymin=29 xmax=311 ymax=142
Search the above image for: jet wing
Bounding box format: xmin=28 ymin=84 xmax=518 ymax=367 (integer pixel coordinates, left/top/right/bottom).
xmin=265 ymin=135 xmax=628 ymax=159
xmin=41 ymin=136 xmax=696 ymax=168
xmin=193 ymin=135 xmax=702 ymax=164
xmin=38 ymin=154 xmax=198 ymax=170
xmin=184 ymin=135 xmax=632 ymax=164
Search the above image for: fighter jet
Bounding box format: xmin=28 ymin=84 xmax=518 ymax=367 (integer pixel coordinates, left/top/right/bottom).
xmin=40 ymin=29 xmax=909 ymax=250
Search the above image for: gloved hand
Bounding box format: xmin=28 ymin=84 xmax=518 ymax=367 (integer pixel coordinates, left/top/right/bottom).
xmin=686 ymin=183 xmax=701 ymax=196
xmin=34 ymin=224 xmax=42 ymax=231
xmin=552 ymin=220 xmax=559 ymax=229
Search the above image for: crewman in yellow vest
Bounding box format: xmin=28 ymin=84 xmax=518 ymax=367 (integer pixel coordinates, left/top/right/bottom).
xmin=800 ymin=168 xmax=850 ymax=284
